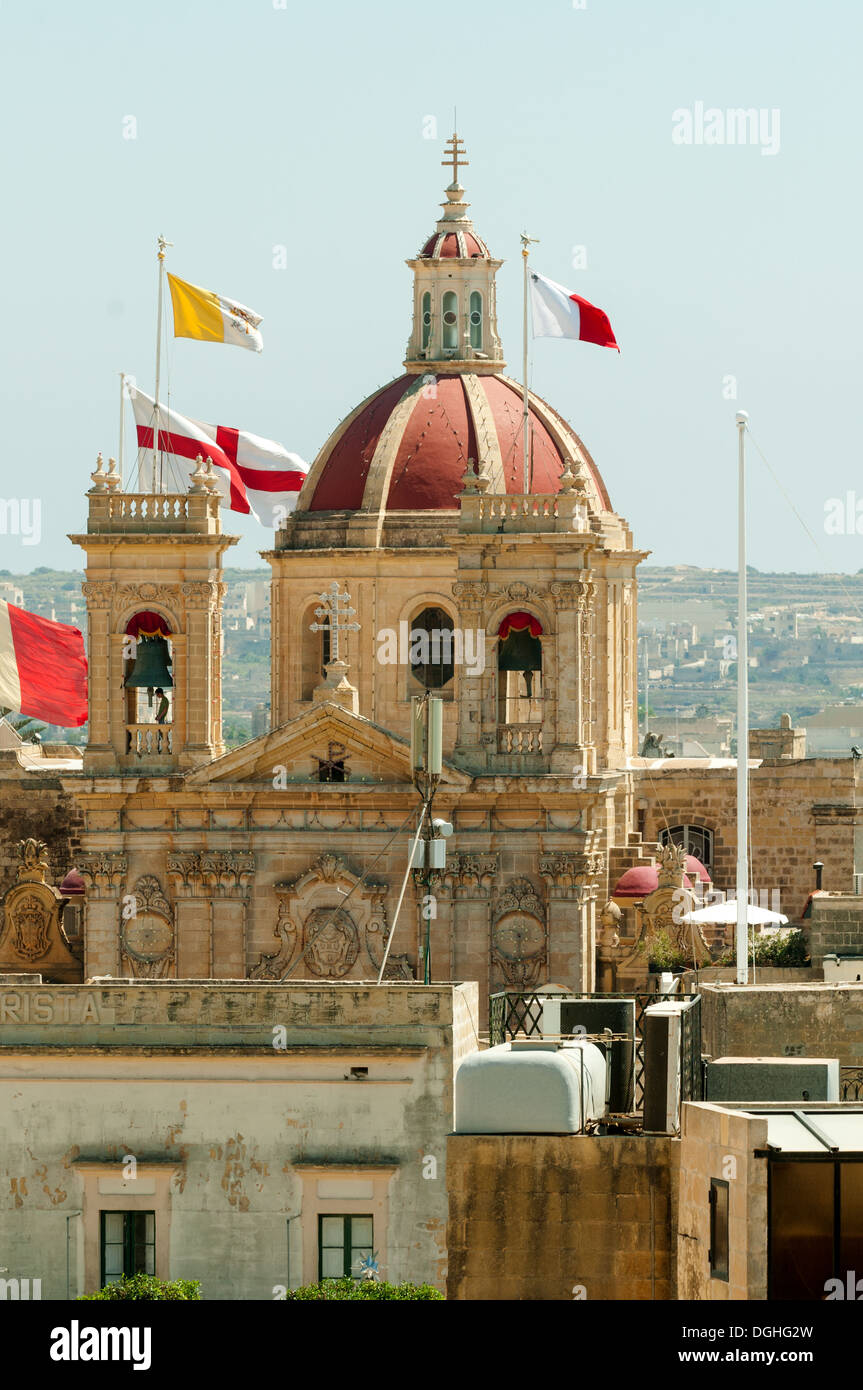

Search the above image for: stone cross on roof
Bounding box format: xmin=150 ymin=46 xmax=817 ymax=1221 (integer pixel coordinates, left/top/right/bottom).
xmin=441 ymin=132 xmax=468 ymax=183
xmin=310 ymin=581 xmax=360 ymax=666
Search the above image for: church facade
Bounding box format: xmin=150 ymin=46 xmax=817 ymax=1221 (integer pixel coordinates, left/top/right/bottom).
xmin=2 ymin=138 xmax=861 ymax=1014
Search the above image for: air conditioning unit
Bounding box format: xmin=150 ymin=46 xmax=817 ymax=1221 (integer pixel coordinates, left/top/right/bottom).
xmin=541 ymin=997 xmax=635 ymax=1114
xmin=642 ymin=1001 xmax=689 ymax=1134
xmin=823 ymin=954 xmax=863 ymax=983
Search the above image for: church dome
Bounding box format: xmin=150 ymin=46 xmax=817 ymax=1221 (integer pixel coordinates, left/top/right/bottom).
xmin=299 ymin=371 xmax=612 ymax=515
xmin=419 ymin=228 xmax=490 ymax=260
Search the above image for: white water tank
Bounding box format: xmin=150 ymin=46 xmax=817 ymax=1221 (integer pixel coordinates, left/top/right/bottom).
xmin=454 ymin=1039 xmax=608 ymax=1134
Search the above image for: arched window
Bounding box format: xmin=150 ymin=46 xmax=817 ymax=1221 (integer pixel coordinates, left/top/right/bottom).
xmin=301 ymin=605 xmax=330 ymax=701
xmin=659 ymin=824 xmax=714 ymax=875
xmin=421 ymin=292 xmax=432 ymax=350
xmin=408 ymin=606 xmax=455 ymax=690
xmin=497 ymin=612 xmax=543 ymax=725
xmin=469 ymin=291 xmax=482 ymax=349
xmin=442 ymin=291 xmax=458 ymax=351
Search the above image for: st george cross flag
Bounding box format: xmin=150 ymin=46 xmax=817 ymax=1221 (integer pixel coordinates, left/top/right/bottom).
xmin=0 ymin=600 xmax=87 ymax=727
xmin=167 ymin=273 xmax=264 ymax=352
xmin=529 ymin=269 xmax=619 ymax=351
xmin=130 ymin=387 xmax=308 ymax=526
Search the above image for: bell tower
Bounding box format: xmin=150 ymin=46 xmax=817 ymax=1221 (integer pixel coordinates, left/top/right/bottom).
xmin=404 ymin=133 xmax=505 ymax=374
xmin=69 ymin=453 xmax=238 ymax=773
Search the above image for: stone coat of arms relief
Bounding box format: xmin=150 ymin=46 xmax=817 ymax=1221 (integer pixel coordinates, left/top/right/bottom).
xmin=0 ymin=839 xmax=83 ymax=982
xmin=251 ymin=853 xmax=413 ymax=981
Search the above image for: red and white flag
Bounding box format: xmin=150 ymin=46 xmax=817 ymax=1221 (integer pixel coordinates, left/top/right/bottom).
xmin=130 ymin=387 xmax=308 ymax=526
xmin=529 ymin=269 xmax=619 ymax=351
xmin=0 ymin=600 xmax=87 ymax=727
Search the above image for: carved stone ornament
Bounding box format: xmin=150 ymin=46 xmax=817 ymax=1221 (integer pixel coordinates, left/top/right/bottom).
xmin=82 ymin=581 xmax=115 ymax=608
xmin=166 ymin=851 xmax=255 ymax=894
xmin=452 ymin=581 xmax=488 ymax=608
xmin=492 ymin=878 xmax=547 ymax=988
xmin=182 ymin=581 xmax=217 ymax=607
xmin=120 ymin=875 xmax=175 ymax=978
xmin=250 ymin=854 xmax=411 ymax=981
xmin=78 ymin=853 xmax=128 ymax=896
xmin=0 ymin=840 xmax=83 ymax=981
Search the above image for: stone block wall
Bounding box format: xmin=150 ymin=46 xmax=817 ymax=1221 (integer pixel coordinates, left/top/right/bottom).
xmin=446 ymin=1132 xmax=678 ymax=1300
xmin=805 ymin=894 xmax=863 ymax=966
xmin=700 ymin=982 xmax=863 ymax=1067
xmin=677 ymin=1102 xmax=768 ymax=1300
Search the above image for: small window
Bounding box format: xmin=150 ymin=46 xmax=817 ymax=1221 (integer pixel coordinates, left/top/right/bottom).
xmin=469 ymin=291 xmax=482 ymax=349
xmin=421 ymin=292 xmax=431 ymax=349
xmin=318 ymin=1214 xmax=374 ymax=1280
xmin=442 ymin=291 xmax=458 ymax=350
xmin=709 ymin=1179 xmax=729 ymax=1281
xmin=659 ymin=824 xmax=714 ymax=875
xmin=409 ymin=607 xmax=455 ymax=690
xmin=101 ymin=1211 xmax=155 ymax=1287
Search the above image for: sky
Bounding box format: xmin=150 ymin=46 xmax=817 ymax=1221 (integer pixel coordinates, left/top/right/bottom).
xmin=2 ymin=0 xmax=862 ymax=574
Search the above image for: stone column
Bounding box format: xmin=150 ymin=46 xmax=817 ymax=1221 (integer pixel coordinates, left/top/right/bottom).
xmin=452 ymin=581 xmax=489 ymax=763
xmin=539 ymin=847 xmax=603 ymax=992
xmin=78 ymin=853 xmax=127 ymax=977
xmin=448 ymin=853 xmax=498 ymax=1029
xmin=81 ymin=583 xmax=115 ymax=771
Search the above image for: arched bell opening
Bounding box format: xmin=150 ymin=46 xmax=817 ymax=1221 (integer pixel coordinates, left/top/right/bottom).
xmin=497 ymin=611 xmax=544 ymax=726
xmin=123 ymin=612 xmax=174 ymax=743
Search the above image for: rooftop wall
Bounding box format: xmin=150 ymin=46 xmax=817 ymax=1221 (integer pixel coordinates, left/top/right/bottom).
xmin=700 ymin=982 xmax=863 ymax=1067
xmin=446 ymin=1133 xmax=678 ymax=1300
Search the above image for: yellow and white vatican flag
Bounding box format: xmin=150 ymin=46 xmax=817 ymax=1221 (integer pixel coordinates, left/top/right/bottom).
xmin=167 ymin=273 xmax=264 ymax=352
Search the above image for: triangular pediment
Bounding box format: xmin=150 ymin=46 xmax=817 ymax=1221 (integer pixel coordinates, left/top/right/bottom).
xmin=184 ymin=700 xmax=472 ymax=788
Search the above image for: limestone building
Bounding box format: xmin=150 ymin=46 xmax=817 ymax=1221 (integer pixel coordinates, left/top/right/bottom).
xmin=1 ymin=137 xmax=861 ymax=1013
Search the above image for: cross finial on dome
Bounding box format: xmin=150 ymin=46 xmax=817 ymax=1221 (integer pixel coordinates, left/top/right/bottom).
xmin=441 ymin=132 xmax=469 ymax=185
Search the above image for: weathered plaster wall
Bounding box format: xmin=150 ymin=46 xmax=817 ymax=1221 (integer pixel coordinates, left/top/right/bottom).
xmin=0 ymin=981 xmax=477 ymax=1299
xmin=446 ymin=1132 xmax=678 ymax=1300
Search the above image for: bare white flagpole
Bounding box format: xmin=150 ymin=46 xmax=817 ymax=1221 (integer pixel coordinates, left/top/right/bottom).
xmin=520 ymin=232 xmax=538 ymax=494
xmin=153 ymin=234 xmax=172 ymax=493
xmin=118 ymin=372 xmax=126 ymax=490
xmin=735 ymin=410 xmax=750 ymax=985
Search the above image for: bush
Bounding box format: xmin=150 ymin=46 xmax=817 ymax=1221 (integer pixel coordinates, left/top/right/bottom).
xmin=79 ymin=1274 xmax=201 ymax=1301
xmin=646 ymin=928 xmax=688 ymax=972
xmin=283 ymin=1278 xmax=443 ymax=1301
xmin=715 ymin=928 xmax=809 ymax=969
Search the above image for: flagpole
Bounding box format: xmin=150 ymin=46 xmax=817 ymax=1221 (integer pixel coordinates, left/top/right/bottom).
xmin=520 ymin=232 xmax=538 ymax=494
xmin=735 ymin=410 xmax=750 ymax=986
xmin=118 ymin=372 xmax=126 ymax=491
xmin=153 ymin=234 xmax=172 ymax=494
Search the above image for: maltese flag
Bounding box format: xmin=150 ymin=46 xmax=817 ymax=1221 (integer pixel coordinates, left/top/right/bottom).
xmin=0 ymin=601 xmax=88 ymax=727
xmin=529 ymin=270 xmax=619 ymax=351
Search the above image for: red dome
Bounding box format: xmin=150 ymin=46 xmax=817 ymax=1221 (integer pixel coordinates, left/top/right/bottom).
xmin=685 ymin=855 xmax=711 ymax=884
xmin=302 ymin=373 xmax=611 ymax=515
xmin=419 ymin=230 xmax=488 ymax=259
xmin=613 ymin=865 xmax=659 ymax=898
xmin=613 ymin=856 xmax=712 ymax=899
xmin=59 ymin=869 xmax=85 ymax=896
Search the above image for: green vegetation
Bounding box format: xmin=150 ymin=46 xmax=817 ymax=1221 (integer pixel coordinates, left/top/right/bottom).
xmin=716 ymin=929 xmax=809 ymax=968
xmin=283 ymin=1278 xmax=443 ymax=1300
xmin=79 ymin=1274 xmax=201 ymax=1300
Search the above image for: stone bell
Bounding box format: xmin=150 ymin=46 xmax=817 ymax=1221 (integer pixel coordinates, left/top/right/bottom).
xmin=124 ymin=634 xmax=173 ymax=689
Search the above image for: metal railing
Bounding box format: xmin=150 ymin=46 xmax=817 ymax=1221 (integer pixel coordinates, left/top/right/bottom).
xmin=488 ymin=988 xmax=703 ymax=1112
xmin=841 ymin=1067 xmax=863 ymax=1101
